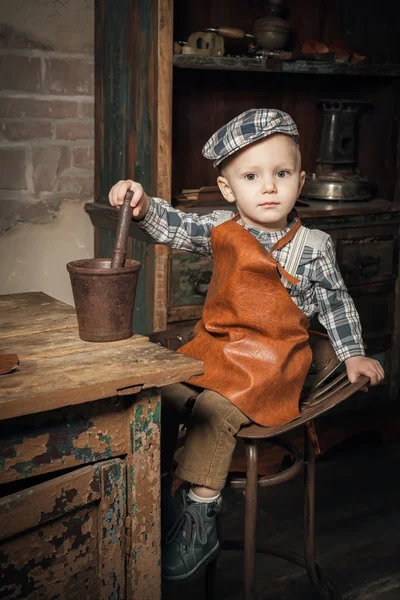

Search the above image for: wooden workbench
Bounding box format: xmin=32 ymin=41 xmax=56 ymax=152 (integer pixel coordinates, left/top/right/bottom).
xmin=0 ymin=292 xmax=203 ymax=599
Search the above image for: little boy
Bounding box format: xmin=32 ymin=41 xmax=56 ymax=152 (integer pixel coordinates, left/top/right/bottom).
xmin=109 ymin=109 xmax=384 ymax=580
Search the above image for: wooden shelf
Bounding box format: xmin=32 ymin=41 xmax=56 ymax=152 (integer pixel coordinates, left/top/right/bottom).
xmin=85 ymin=199 xmax=400 ymax=237
xmin=173 ymin=54 xmax=400 ymax=77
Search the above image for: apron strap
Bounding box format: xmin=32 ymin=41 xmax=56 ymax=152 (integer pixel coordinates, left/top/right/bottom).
xmin=280 ymin=225 xmax=310 ymax=287
xmin=270 ymin=217 xmax=302 ymax=252
xmin=270 ymin=218 xmax=304 ymax=285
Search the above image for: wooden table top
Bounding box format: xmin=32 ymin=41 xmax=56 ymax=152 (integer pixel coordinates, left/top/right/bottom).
xmin=0 ymin=292 xmax=203 ymax=421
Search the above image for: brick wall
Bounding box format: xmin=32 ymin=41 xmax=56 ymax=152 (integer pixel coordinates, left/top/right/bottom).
xmin=0 ymin=24 xmax=94 ymax=232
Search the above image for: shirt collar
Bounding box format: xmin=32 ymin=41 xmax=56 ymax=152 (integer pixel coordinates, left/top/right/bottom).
xmin=238 ymin=209 xmax=299 ymax=247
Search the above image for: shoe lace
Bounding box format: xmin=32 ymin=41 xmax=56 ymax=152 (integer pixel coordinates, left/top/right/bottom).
xmin=165 ymin=505 xmax=207 ymax=548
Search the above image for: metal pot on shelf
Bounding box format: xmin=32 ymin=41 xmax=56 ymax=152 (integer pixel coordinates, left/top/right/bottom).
xmin=252 ymin=15 xmax=291 ymax=50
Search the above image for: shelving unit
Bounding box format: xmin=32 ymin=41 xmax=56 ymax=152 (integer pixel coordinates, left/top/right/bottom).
xmin=92 ymin=0 xmax=400 ymax=403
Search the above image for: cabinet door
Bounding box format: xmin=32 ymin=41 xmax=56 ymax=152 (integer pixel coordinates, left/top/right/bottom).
xmin=0 ymin=459 xmax=126 ymax=599
xmin=168 ymin=249 xmax=213 ymax=322
xmin=335 ymin=232 xmax=399 ymax=287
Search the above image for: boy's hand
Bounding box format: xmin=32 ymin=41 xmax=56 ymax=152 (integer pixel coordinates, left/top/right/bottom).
xmin=108 ymin=180 xmax=150 ymax=220
xmin=345 ymin=356 xmax=385 ymax=392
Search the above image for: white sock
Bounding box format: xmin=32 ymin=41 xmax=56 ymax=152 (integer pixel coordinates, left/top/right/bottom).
xmin=188 ymin=488 xmax=221 ymax=503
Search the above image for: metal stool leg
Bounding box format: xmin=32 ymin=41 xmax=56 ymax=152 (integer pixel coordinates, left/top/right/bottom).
xmin=204 ymin=510 xmax=222 ymax=600
xmin=213 ymin=433 xmax=341 ymax=598
xmin=205 ymin=556 xmax=217 ymax=600
xmin=244 ymin=440 xmax=258 ymax=600
xmin=304 ymin=422 xmax=341 ymax=599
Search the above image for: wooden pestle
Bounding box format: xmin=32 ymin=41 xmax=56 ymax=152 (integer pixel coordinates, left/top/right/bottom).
xmin=110 ymin=190 xmax=134 ymax=269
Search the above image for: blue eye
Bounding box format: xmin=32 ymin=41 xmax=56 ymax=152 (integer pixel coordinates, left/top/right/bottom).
xmin=245 ymin=173 xmax=256 ymax=180
xmin=276 ymin=170 xmax=288 ymax=178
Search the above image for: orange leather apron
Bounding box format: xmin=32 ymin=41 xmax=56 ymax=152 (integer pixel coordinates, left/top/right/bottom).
xmin=177 ymin=216 xmax=312 ymax=426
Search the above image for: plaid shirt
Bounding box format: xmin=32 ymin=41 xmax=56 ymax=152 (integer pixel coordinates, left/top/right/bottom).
xmin=138 ymin=197 xmax=365 ymax=361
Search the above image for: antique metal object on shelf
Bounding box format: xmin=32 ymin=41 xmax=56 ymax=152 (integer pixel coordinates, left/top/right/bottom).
xmin=177 ymin=27 xmax=255 ymax=56
xmin=301 ymin=99 xmax=377 ymax=202
xmin=191 ymin=18 xmax=292 ymax=57
xmin=203 ymin=22 xmax=290 ymax=55
xmin=180 ymin=31 xmax=225 ymax=56
xmin=67 ymin=191 xmax=141 ymax=342
xmin=252 ymin=15 xmax=291 ymax=50
xmin=251 ymin=0 xmax=291 ymax=51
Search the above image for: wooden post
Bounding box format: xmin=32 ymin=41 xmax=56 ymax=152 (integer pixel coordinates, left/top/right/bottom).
xmin=95 ymin=0 xmax=173 ymax=333
xmin=126 ymin=388 xmax=161 ymax=599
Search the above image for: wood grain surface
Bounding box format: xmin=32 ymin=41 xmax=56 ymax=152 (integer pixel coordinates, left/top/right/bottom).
xmin=0 ymin=292 xmax=203 ymax=420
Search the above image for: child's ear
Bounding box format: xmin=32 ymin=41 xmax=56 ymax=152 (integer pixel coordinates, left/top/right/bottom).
xmin=297 ymin=170 xmax=306 ymax=197
xmin=217 ymin=176 xmax=236 ymax=204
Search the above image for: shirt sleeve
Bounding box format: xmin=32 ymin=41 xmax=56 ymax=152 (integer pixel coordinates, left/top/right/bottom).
xmin=312 ymin=235 xmax=366 ymax=361
xmin=136 ymin=196 xmax=233 ymax=257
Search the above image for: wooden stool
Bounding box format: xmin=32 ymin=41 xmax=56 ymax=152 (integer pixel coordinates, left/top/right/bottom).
xmin=205 ymin=335 xmax=369 ymax=600
xmin=149 ymin=330 xmax=369 ymax=599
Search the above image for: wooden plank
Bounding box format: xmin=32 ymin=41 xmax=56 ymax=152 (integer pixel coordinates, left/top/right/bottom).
xmin=173 ymin=54 xmax=400 ymax=76
xmin=0 ymin=461 xmax=103 ymax=540
xmin=167 ymin=304 xmax=203 ymax=323
xmin=98 ymin=459 xmax=126 ymax=599
xmin=126 ymin=388 xmax=161 ymax=600
xmin=156 ymin=0 xmax=173 ymax=202
xmin=154 ymin=246 xmax=169 ymax=331
xmin=301 ymin=209 xmax=400 ymax=232
xmin=127 ymin=0 xmax=159 ymax=334
xmin=0 ymin=398 xmax=129 ymax=483
xmin=298 ymin=199 xmax=400 ymax=219
xmin=95 ymin=0 xmax=156 ymax=335
xmin=0 ymin=459 xmax=126 ymax=599
xmin=152 ymin=0 xmax=174 ymax=332
xmin=0 ymin=340 xmax=203 ymax=420
xmin=0 ymin=291 xmax=71 ymax=313
xmin=0 ymin=505 xmax=100 ymax=599
xmin=0 ymin=327 xmax=146 ymax=361
xmin=0 ymin=292 xmax=77 ymax=338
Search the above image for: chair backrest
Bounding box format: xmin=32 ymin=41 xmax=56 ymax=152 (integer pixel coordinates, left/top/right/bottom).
xmin=304 ymin=331 xmax=342 ymax=391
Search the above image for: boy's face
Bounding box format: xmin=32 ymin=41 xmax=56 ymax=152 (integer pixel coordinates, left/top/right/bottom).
xmin=217 ymin=134 xmax=306 ymax=232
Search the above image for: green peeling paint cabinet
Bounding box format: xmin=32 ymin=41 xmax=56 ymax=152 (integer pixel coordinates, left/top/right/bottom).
xmin=0 ymin=292 xmax=202 ymax=599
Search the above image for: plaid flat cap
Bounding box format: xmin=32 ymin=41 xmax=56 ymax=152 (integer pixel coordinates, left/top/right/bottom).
xmin=202 ymin=108 xmax=299 ymax=168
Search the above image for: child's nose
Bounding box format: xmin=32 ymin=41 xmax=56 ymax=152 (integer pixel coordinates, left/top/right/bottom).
xmin=261 ymin=177 xmax=277 ymax=194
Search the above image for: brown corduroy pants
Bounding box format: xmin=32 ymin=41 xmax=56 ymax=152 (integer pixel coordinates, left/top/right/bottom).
xmin=161 ymin=382 xmax=251 ymax=490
